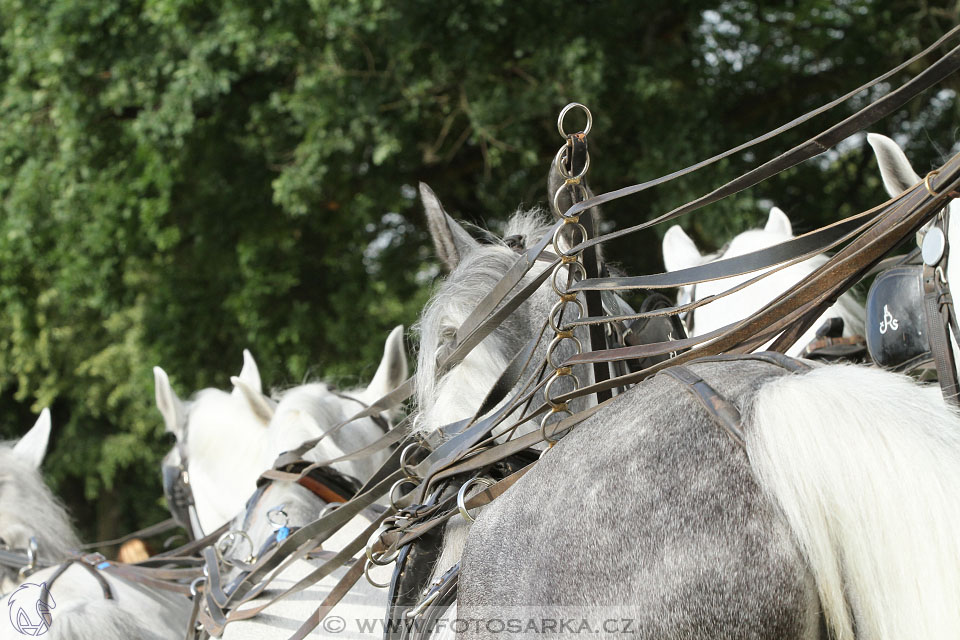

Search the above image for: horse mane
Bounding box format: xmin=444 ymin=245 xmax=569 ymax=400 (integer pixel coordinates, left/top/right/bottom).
xmin=414 ymin=209 xmax=554 ymax=435
xmin=0 ymin=446 xmax=80 ymax=571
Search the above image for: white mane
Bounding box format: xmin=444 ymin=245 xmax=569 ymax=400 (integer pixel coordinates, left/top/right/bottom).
xmin=0 ymin=446 xmax=79 ymax=589
xmin=414 ymin=209 xmax=554 ymax=436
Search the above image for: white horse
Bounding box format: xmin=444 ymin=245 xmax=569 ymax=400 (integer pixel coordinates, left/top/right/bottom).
xmin=866 ymin=132 xmax=960 ymax=366
xmin=0 ymin=410 xmax=77 ymax=594
xmin=215 ymin=458 xmax=393 ymax=640
xmin=0 ymin=411 xmax=192 ymax=640
xmin=155 ymin=329 xmax=407 ymax=639
xmin=413 ymin=188 xmax=960 ymax=640
xmin=662 ymin=206 xmax=865 ymax=356
xmin=154 ymin=326 xmax=406 ymax=536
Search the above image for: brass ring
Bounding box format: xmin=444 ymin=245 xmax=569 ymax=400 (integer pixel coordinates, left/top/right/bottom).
xmin=925 ymin=170 xmax=942 ymax=197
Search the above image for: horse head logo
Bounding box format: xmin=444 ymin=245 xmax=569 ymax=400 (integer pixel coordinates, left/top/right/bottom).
xmin=7 ymin=582 xmax=55 ymax=636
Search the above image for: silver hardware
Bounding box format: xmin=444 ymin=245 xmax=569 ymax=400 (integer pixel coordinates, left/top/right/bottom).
xmin=266 ymin=505 xmax=289 ymax=529
xmin=17 ymin=537 xmax=38 ymax=579
xmin=389 ymin=478 xmax=417 ymax=511
xmin=189 ymin=576 xmax=206 ymax=599
xmin=457 ymin=477 xmax=495 ymax=523
xmin=557 ymin=102 xmax=593 ymax=138
xmin=215 ymin=530 xmax=255 ymax=566
xmin=399 ymin=442 xmax=423 ymax=480
xmin=364 ymin=558 xmax=392 ymax=588
xmin=364 ymin=523 xmax=399 ymax=566
xmin=318 ymin=502 xmax=342 ymax=518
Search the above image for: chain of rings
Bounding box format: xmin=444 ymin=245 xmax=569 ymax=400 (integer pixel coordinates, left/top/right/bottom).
xmin=360 ymin=105 xmax=593 ymax=585
xmin=541 ymin=103 xmax=593 ymax=449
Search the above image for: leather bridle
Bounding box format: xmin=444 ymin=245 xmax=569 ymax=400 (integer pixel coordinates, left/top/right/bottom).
xmin=920 ymin=201 xmax=960 ymax=402
xmin=162 ymin=426 xmax=205 ymax=541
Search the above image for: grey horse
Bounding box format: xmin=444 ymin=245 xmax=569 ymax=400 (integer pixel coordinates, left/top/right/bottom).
xmin=415 ymin=186 xmax=960 ymax=640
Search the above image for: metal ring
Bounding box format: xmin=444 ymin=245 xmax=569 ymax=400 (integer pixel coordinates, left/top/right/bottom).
xmin=546 ymin=334 xmax=582 ymax=369
xmin=266 ymin=505 xmax=288 ymax=528
xmin=389 ymin=478 xmax=418 ymax=511
xmin=215 ymin=530 xmax=255 ymax=566
xmin=399 ymin=442 xmax=424 ymax=480
xmin=544 ymin=369 xmax=580 ymax=405
xmin=549 ymin=297 xmax=586 ymax=333
xmin=457 ymin=477 xmax=495 ymax=523
xmin=189 ymin=576 xmax=206 ymax=599
xmin=552 ymin=145 xmax=591 ymax=183
xmin=557 ymin=102 xmax=592 ymax=138
xmin=364 ymin=558 xmax=392 ymax=589
xmin=364 ymin=523 xmax=400 ymax=566
xmin=551 ymin=262 xmax=587 ymax=297
xmin=319 ymin=502 xmax=342 ymax=518
xmin=553 ymin=222 xmax=588 ymax=256
xmin=17 ymin=537 xmax=38 ymax=579
xmin=552 ymin=181 xmax=590 ymax=218
xmin=540 ymin=408 xmax=574 ymax=444
xmin=925 ymin=170 xmax=942 ymax=197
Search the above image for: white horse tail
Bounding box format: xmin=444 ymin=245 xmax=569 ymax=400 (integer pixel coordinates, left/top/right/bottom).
xmin=748 ymin=364 xmax=960 ymax=640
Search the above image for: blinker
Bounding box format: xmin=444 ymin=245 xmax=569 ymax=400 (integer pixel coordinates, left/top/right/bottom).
xmin=865 ymin=265 xmax=932 ymax=371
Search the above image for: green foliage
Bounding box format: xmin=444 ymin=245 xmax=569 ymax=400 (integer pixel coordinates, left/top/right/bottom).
xmin=0 ymin=0 xmax=956 ymax=539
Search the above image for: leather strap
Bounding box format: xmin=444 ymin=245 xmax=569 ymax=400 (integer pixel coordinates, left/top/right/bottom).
xmin=661 ymin=365 xmax=745 ymax=448
xmin=924 ymin=263 xmax=960 ymax=402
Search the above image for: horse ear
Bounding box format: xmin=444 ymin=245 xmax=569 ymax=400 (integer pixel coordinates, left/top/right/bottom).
xmin=420 ymin=182 xmax=479 ymax=271
xmin=154 ymin=366 xmax=186 ymax=439
xmin=764 ymin=207 xmax=793 ymax=237
xmin=867 ymin=133 xmax=922 ymax=197
xmin=236 ymin=349 xmax=263 ymax=395
xmin=229 ymin=376 xmax=275 ymax=425
xmin=362 ymin=325 xmax=408 ymax=404
xmin=662 ymin=225 xmax=703 ymax=272
xmin=13 ymin=408 xmax=51 ymax=469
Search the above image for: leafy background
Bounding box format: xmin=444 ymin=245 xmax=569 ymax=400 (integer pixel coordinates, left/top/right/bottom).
xmin=0 ymin=0 xmax=957 ymax=542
